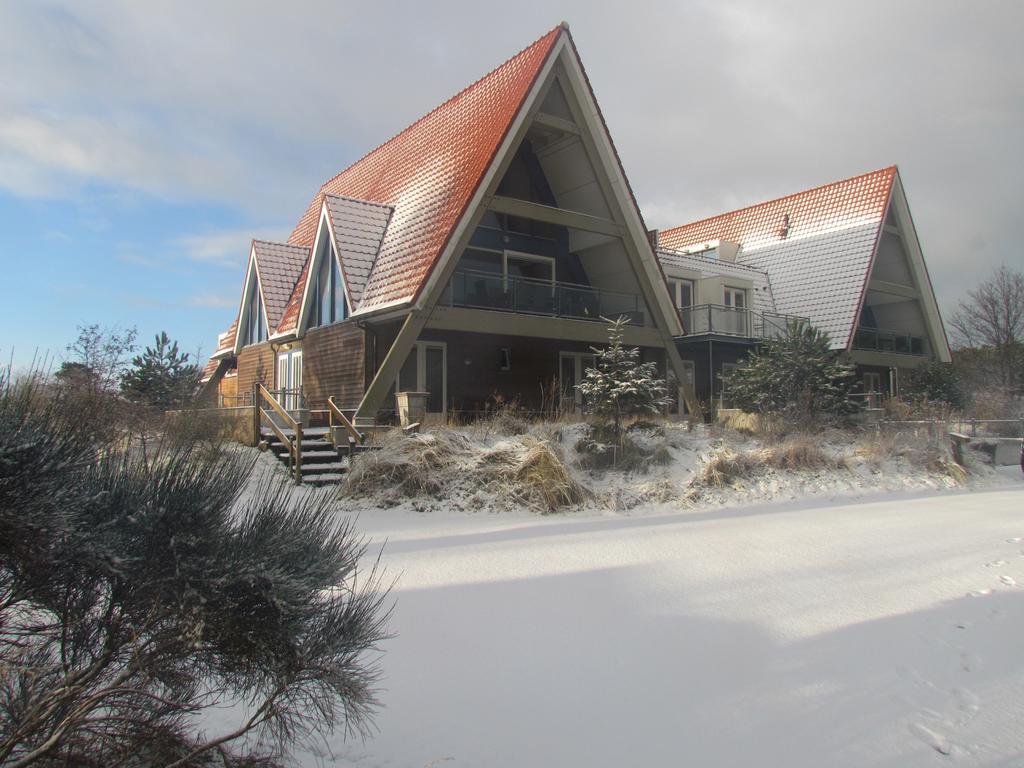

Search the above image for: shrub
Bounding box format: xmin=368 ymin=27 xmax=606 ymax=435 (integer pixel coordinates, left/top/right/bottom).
xmin=723 ymin=321 xmax=857 ymax=425
xmin=0 ymin=372 xmax=390 ymax=767
xmin=901 ymin=360 xmax=967 ymax=410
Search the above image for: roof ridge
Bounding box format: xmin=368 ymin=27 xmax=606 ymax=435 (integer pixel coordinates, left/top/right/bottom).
xmin=309 ymin=25 xmax=565 ymax=203
xmin=322 ymin=191 xmax=395 ymax=213
xmin=252 ymin=239 xmax=310 ymax=250
xmin=662 ymin=165 xmax=897 ymax=241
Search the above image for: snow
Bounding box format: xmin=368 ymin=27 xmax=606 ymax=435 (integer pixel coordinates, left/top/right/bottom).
xmin=291 ymin=469 xmax=1024 ymax=768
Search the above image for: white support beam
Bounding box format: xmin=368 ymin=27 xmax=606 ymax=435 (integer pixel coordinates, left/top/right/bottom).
xmin=486 ymin=195 xmax=624 ymax=238
xmin=868 ymin=279 xmax=920 ymax=299
xmin=532 ymin=111 xmax=580 ymax=135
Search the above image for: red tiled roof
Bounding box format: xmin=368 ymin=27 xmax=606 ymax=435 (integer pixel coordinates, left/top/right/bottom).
xmin=212 ymin=319 xmax=238 ymax=357
xmin=199 ymin=358 xmax=219 ymax=383
xmin=277 ymin=25 xmax=564 ymax=328
xmin=660 ymin=167 xmax=896 ymax=253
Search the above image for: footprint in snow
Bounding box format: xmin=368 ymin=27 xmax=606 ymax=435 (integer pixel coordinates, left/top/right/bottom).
xmin=953 ymin=687 xmax=980 ymax=720
xmin=968 ymin=588 xmax=993 ymax=597
xmin=1007 ymin=537 xmax=1023 ymax=543
xmin=909 ymin=722 xmax=952 ymax=756
xmin=985 ymin=559 xmax=1008 ymax=568
xmin=998 ymin=575 xmax=1017 ymax=587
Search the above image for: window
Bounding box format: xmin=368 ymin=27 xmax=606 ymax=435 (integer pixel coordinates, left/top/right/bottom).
xmin=245 ymin=281 xmax=266 ymax=345
xmin=863 ymin=372 xmax=882 ymax=409
xmin=720 ymin=362 xmax=738 ymax=404
xmin=503 ymin=251 xmax=555 ymax=287
xmin=311 ymin=244 xmax=346 ymax=328
xmin=670 ymin=279 xmax=694 ymax=308
xmin=723 ymin=287 xmax=746 ymax=309
xmin=499 ymin=347 xmax=512 ymax=371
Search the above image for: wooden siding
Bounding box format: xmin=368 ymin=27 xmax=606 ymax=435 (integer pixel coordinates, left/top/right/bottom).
xmin=236 ymin=343 xmax=274 ymax=401
xmin=302 ymin=321 xmax=366 ymax=410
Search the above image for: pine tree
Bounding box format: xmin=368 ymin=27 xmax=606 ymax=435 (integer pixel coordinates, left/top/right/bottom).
xmin=577 ymin=316 xmax=670 ymax=440
xmin=723 ymin=321 xmax=857 ymax=424
xmin=120 ymin=331 xmax=201 ymax=409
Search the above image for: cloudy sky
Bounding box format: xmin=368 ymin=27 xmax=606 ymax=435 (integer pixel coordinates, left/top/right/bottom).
xmin=1 ymin=0 xmax=1021 ymax=368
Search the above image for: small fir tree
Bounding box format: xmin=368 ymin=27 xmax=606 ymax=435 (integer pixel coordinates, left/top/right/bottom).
xmin=121 ymin=331 xmax=201 ymax=409
xmin=576 ymin=316 xmax=671 ymax=440
xmin=723 ymin=320 xmax=857 ymax=424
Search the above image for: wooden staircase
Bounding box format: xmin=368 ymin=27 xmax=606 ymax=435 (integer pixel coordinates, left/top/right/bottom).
xmin=261 ymin=426 xmax=348 ymax=486
xmin=255 ymin=386 xmax=385 ymax=486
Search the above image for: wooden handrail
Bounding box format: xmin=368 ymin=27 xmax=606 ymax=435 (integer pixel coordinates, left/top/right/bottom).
xmin=258 ymin=384 xmax=299 ymax=432
xmin=327 ymin=396 xmax=364 ymax=446
xmin=257 ymin=383 xmax=302 ymax=484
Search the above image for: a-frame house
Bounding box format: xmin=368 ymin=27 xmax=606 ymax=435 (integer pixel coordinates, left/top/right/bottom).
xmin=656 ymin=166 xmax=951 ymax=405
xmin=203 ymin=23 xmax=695 ymax=424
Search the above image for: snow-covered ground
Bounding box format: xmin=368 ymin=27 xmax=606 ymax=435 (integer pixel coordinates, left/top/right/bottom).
xmin=297 ymin=469 xmax=1024 ymax=768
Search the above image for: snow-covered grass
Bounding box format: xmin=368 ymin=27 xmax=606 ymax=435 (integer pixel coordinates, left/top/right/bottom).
xmin=330 ymin=421 xmax=1003 ymax=516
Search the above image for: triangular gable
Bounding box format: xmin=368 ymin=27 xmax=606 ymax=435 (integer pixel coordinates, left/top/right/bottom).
xmin=232 ymin=251 xmax=270 ymax=353
xmin=322 ymin=194 xmax=393 ymax=306
xmin=861 ymin=170 xmax=951 ymax=361
xmin=251 ymin=240 xmax=308 ymax=331
xmin=283 ymin=25 xmax=563 ymax=316
xmin=659 ymin=167 xmax=897 ymax=349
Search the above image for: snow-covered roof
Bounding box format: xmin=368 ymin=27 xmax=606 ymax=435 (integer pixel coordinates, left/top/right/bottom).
xmin=659 ymin=167 xmax=896 ymax=348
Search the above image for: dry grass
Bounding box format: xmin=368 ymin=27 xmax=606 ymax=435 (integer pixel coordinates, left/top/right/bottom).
xmin=343 ymin=428 xmax=587 ymax=513
xmin=509 ymin=438 xmax=589 ymax=513
xmin=853 ymin=430 xmax=969 ymax=484
xmin=694 ymin=435 xmax=845 ymax=489
xmin=342 ymin=430 xmax=471 ymax=499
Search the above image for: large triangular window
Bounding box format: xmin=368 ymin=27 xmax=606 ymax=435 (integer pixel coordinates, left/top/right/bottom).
xmin=243 ymin=279 xmax=267 ymax=345
xmin=310 ymin=242 xmax=347 ymax=327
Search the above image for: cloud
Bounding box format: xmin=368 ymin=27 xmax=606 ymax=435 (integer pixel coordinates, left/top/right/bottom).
xmin=189 ymin=293 xmax=238 ymax=310
xmin=0 ymin=0 xmax=1021 ymax=312
xmin=174 ymin=228 xmax=286 ymax=270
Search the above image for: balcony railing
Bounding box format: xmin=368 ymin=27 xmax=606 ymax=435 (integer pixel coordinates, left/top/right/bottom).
xmin=444 ymin=269 xmax=645 ymax=325
xmin=679 ymin=305 xmax=808 ymax=339
xmin=852 ymin=327 xmax=925 ymax=355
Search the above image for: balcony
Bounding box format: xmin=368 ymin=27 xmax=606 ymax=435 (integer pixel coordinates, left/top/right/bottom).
xmin=678 ymin=304 xmax=808 ymax=340
xmin=852 ymin=327 xmax=925 ymax=355
xmin=444 ymin=269 xmax=645 ymax=325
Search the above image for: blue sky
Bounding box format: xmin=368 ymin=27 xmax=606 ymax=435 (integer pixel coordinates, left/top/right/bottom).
xmin=2 ymin=0 xmax=1021 ymax=370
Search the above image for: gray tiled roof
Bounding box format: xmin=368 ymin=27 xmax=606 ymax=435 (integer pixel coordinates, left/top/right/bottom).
xmin=323 ymin=194 xmax=393 ymax=306
xmin=738 ymin=222 xmax=879 ymax=348
xmin=252 ymin=241 xmax=309 ymax=330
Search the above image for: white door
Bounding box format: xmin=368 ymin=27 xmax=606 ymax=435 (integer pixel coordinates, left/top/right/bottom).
xmin=559 ymin=351 xmax=597 ymax=411
xmin=289 ymin=351 xmax=303 ymax=410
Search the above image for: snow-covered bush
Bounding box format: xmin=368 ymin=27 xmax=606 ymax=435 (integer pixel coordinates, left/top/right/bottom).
xmin=722 ymin=321 xmax=857 ymax=427
xmin=0 ymin=372 xmax=390 ymax=767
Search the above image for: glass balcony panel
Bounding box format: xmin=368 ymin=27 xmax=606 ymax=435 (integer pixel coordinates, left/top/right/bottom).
xmin=447 ymin=270 xmax=641 ymax=325
xmin=852 ymin=326 xmax=925 ymax=354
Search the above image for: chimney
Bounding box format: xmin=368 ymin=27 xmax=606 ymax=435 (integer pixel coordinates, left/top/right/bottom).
xmin=647 ymin=229 xmax=660 ymax=250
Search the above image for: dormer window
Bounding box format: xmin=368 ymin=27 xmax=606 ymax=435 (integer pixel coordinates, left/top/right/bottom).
xmin=244 ymin=281 xmax=266 ymax=345
xmin=311 ymin=244 xmax=347 ymax=327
